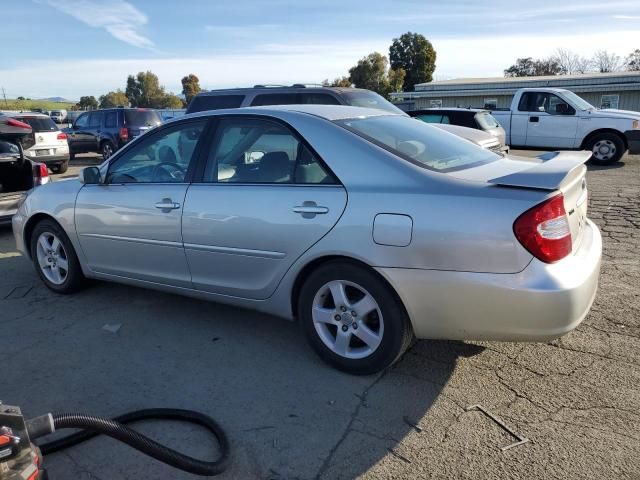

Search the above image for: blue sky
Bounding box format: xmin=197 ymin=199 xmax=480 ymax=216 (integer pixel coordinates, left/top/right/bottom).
xmin=1 ymin=0 xmax=639 ymax=99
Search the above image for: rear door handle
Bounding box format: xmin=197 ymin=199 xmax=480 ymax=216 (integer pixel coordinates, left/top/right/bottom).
xmin=293 ymin=202 xmax=329 ymax=218
xmin=155 ymin=199 xmax=181 ymax=210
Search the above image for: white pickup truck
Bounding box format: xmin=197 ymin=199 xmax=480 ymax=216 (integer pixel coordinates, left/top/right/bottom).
xmin=491 ymin=88 xmax=640 ymax=164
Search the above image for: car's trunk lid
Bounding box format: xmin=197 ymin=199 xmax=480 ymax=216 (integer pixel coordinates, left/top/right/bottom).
xmin=450 ymin=150 xmax=590 ymax=252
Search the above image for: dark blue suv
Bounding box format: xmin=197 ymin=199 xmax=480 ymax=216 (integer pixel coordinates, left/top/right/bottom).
xmin=65 ymin=108 xmax=162 ymax=160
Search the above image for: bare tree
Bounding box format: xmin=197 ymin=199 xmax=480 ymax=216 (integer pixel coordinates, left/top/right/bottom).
xmin=553 ymin=48 xmax=592 ymax=74
xmin=591 ymin=50 xmax=623 ymax=73
xmin=625 ymin=49 xmax=640 ymax=71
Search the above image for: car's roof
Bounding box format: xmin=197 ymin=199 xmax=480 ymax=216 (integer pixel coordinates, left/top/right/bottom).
xmin=187 ymin=104 xmax=400 ymax=122
xmin=410 ymin=108 xmax=487 ymax=113
xmin=194 ymin=86 xmax=370 ymax=96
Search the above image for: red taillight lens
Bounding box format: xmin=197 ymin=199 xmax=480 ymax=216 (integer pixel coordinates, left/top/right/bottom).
xmin=7 ymin=118 xmax=31 ymax=129
xmin=57 ymin=132 xmax=67 ymax=140
xmin=119 ymin=127 xmax=129 ymax=141
xmin=37 ymin=163 xmax=49 ymax=178
xmin=513 ymin=194 xmax=572 ymax=263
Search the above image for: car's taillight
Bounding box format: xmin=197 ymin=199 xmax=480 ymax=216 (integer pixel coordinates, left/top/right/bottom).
xmin=119 ymin=127 xmax=129 ymax=141
xmin=57 ymin=132 xmax=67 ymax=140
xmin=513 ymin=193 xmax=572 ymax=263
xmin=7 ymin=118 xmax=31 ymax=129
xmin=33 ymin=163 xmax=50 ymax=185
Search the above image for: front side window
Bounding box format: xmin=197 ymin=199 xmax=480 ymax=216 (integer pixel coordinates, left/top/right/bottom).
xmin=518 ymin=93 xmax=574 ymax=115
xmin=75 ymin=114 xmax=89 ymax=128
xmin=204 ymin=118 xmax=335 ymax=184
xmin=106 ymin=120 xmax=206 ymax=184
xmin=336 ymin=114 xmax=498 ymax=173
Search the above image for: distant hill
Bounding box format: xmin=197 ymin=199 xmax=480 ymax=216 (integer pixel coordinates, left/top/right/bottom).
xmin=41 ymin=96 xmax=75 ymax=103
xmin=1 ymin=98 xmax=76 ymax=112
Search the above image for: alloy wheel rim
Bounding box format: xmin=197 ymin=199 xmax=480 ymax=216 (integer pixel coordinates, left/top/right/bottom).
xmin=35 ymin=232 xmax=69 ymax=285
xmin=103 ymin=144 xmax=113 ymax=159
xmin=312 ymin=280 xmax=384 ymax=359
xmin=593 ymin=140 xmax=616 ymax=161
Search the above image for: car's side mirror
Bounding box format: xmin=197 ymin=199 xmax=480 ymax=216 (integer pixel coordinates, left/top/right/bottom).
xmin=78 ymin=166 xmax=101 ymax=184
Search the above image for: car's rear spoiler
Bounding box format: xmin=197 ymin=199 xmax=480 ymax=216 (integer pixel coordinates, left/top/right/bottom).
xmin=488 ymin=151 xmax=590 ymax=191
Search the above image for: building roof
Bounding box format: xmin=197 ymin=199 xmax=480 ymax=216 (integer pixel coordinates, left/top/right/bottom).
xmin=391 ymin=71 xmax=640 ymax=100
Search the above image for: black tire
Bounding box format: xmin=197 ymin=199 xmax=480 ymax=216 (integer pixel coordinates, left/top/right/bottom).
xmin=101 ymin=141 xmax=115 ymax=160
xmin=30 ymin=219 xmax=85 ymax=294
xmin=586 ymin=132 xmax=625 ymax=165
xmin=69 ymin=152 xmax=76 ymax=161
xmin=298 ymin=261 xmax=413 ymax=375
xmin=51 ymin=161 xmax=68 ymax=174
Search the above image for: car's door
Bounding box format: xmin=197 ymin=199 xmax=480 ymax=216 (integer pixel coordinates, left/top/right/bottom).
xmin=182 ymin=116 xmax=347 ymax=300
xmin=86 ymin=111 xmax=104 ymax=152
xmin=67 ymin=112 xmax=92 ymax=153
xmin=75 ymin=119 xmax=208 ymax=287
xmin=519 ymin=92 xmax=578 ymax=148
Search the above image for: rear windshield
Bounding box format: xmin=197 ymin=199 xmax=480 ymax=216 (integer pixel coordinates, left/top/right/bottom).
xmin=188 ymin=95 xmax=245 ymax=113
xmin=475 ymin=112 xmax=500 ymax=129
xmin=339 ymin=91 xmax=404 ymax=113
xmin=124 ymin=110 xmax=162 ymax=126
xmin=15 ymin=117 xmax=58 ymax=132
xmin=336 ymin=115 xmax=498 ymax=173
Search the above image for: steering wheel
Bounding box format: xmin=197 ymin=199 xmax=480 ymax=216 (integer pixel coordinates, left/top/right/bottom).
xmin=152 ymin=161 xmax=187 ymax=182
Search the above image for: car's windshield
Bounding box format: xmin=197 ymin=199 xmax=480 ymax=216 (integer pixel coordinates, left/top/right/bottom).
xmin=336 ymin=115 xmax=499 ymax=172
xmin=124 ymin=109 xmax=162 ymax=126
xmin=475 ymin=112 xmax=500 ymax=129
xmin=339 ymin=91 xmax=405 ymax=114
xmin=15 ymin=117 xmax=58 ymax=132
xmin=561 ymin=91 xmax=595 ymax=111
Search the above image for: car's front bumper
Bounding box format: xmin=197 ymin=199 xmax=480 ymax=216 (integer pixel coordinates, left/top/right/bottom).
xmin=625 ymin=130 xmax=640 ymax=155
xmin=377 ymin=219 xmax=602 ymax=341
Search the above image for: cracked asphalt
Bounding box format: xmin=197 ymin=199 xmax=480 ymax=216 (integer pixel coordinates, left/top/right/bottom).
xmin=1 ymin=152 xmax=638 ymax=479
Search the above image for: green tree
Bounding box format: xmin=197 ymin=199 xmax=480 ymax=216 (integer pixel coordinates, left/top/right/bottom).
xmin=388 ymin=68 xmax=406 ymax=93
xmin=624 ymin=49 xmax=640 ymax=71
xmin=348 ymin=52 xmax=390 ymax=95
xmin=322 ymin=76 xmax=352 ymax=87
xmin=125 ymin=71 xmax=165 ymax=107
xmin=17 ymin=96 xmax=25 ymax=100
xmin=76 ymin=95 xmax=98 ymax=110
xmin=157 ymin=94 xmax=184 ymax=109
xmin=181 ymin=74 xmax=201 ymax=104
xmin=504 ymin=57 xmax=562 ymax=77
xmin=99 ymin=90 xmax=129 ymax=108
xmin=389 ymin=32 xmax=437 ymax=91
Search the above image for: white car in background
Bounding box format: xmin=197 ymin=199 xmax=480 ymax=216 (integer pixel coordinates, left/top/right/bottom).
xmin=49 ymin=110 xmax=67 ymax=124
xmin=11 ymin=113 xmax=70 ymax=173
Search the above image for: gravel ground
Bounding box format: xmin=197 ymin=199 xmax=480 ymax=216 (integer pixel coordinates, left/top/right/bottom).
xmin=0 ymin=153 xmax=638 ymax=479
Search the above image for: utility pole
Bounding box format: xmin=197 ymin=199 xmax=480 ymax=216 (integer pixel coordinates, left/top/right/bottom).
xmin=1 ymin=87 xmax=7 ymax=107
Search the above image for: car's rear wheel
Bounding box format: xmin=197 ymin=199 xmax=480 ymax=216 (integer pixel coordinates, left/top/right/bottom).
xmin=587 ymin=132 xmax=625 ymax=165
xmin=51 ymin=161 xmax=68 ymax=174
xmin=30 ymin=219 xmax=85 ymax=294
xmin=298 ymin=261 xmax=413 ymax=375
xmin=101 ymin=141 xmax=115 ymax=160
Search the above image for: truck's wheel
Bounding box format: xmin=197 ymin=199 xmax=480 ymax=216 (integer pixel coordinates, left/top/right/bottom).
xmin=587 ymin=133 xmax=625 ymax=165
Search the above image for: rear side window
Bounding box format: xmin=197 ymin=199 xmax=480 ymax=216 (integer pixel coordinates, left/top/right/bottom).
xmin=88 ymin=112 xmax=102 ymax=128
xmin=124 ymin=110 xmax=162 ymax=126
xmin=188 ymin=95 xmax=245 ymax=113
xmin=251 ymin=93 xmax=300 ymax=106
xmin=475 ymin=112 xmax=500 ymax=129
xmin=299 ymin=93 xmax=341 ymax=105
xmin=14 ymin=117 xmax=58 ymax=132
xmin=104 ymin=111 xmax=118 ymax=128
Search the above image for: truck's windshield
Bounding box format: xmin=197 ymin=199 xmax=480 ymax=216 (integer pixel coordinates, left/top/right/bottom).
xmin=562 ymin=91 xmax=595 ymax=111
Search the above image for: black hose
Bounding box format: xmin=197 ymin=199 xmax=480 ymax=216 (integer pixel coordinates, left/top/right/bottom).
xmin=36 ymin=408 xmax=229 ymax=476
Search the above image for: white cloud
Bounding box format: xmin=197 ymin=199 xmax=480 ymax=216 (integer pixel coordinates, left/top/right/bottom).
xmin=40 ymin=0 xmax=154 ymax=49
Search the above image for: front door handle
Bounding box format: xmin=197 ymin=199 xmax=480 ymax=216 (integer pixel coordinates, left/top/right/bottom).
xmin=155 ymin=199 xmax=181 ymax=211
xmin=529 ymin=116 xmax=539 ymax=123
xmin=293 ymin=201 xmax=329 ymax=218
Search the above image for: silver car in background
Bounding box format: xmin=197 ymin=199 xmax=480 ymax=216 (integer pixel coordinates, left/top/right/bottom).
xmin=12 ymin=105 xmax=601 ymax=374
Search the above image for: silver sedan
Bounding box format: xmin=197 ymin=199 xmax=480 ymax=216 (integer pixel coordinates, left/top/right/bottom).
xmin=12 ymin=105 xmax=602 ymax=374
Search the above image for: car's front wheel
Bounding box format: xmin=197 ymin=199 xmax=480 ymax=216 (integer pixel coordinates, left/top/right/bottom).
xmin=30 ymin=219 xmax=85 ymax=294
xmin=298 ymin=261 xmax=413 ymax=375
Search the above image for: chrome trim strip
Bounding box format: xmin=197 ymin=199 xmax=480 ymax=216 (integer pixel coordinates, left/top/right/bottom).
xmin=79 ymin=233 xmax=182 ymax=248
xmin=184 ymin=242 xmax=286 ymax=259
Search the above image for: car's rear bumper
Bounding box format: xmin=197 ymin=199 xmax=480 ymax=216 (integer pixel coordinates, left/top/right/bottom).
xmin=376 ymin=219 xmax=602 ymax=341
xmin=25 ymin=153 xmax=69 ymax=166
xmin=625 ymin=130 xmax=640 ymax=155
